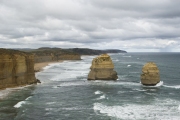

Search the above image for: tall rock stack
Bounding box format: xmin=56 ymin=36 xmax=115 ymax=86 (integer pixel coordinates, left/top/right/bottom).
xmin=0 ymin=49 xmax=37 ymax=89
xmin=88 ymin=54 xmax=118 ymax=80
xmin=141 ymin=62 xmax=160 ymax=86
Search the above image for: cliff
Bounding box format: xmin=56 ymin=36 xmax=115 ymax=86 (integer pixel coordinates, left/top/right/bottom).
xmin=29 ymin=48 xmax=81 ymax=63
xmin=66 ymin=48 xmax=127 ymax=55
xmin=0 ymin=49 xmax=37 ymax=89
xmin=88 ymin=54 xmax=118 ymax=80
xmin=17 ymin=47 xmax=127 ymax=56
xmin=141 ymin=62 xmax=160 ymax=86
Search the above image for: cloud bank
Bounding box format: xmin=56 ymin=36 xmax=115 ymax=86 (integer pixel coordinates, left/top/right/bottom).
xmin=0 ymin=0 xmax=180 ymax=52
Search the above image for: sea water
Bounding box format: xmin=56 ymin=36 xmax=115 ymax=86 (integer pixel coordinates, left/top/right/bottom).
xmin=0 ymin=53 xmax=180 ymax=120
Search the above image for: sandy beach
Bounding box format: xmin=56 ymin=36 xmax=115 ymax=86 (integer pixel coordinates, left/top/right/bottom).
xmin=34 ymin=61 xmax=64 ymax=72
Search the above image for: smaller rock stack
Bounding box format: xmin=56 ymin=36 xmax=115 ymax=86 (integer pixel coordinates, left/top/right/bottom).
xmin=141 ymin=62 xmax=160 ymax=86
xmin=88 ymin=54 xmax=118 ymax=80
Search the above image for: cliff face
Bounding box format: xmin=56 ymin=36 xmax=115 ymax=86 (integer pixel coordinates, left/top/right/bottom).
xmin=141 ymin=62 xmax=160 ymax=86
xmin=0 ymin=49 xmax=37 ymax=89
xmin=88 ymin=54 xmax=118 ymax=80
xmin=30 ymin=48 xmax=81 ymax=63
xmin=57 ymin=54 xmax=80 ymax=60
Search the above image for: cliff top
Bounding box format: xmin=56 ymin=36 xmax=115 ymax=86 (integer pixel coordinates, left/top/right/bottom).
xmin=91 ymin=54 xmax=114 ymax=69
xmin=66 ymin=48 xmax=127 ymax=55
xmin=0 ymin=48 xmax=32 ymax=56
xmin=15 ymin=47 xmax=127 ymax=55
xmin=27 ymin=48 xmax=79 ymax=56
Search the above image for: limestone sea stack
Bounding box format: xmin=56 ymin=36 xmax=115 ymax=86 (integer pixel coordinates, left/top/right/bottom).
xmin=141 ymin=62 xmax=160 ymax=86
xmin=88 ymin=54 xmax=118 ymax=80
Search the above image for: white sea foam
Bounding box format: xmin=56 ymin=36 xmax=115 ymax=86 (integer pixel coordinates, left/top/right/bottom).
xmin=45 ymin=108 xmax=53 ymax=111
xmin=127 ymin=65 xmax=131 ymax=67
xmin=43 ymin=63 xmax=61 ymax=70
xmin=97 ymin=95 xmax=106 ymax=100
xmin=123 ymin=56 xmax=131 ymax=58
xmin=89 ymin=81 xmax=140 ymax=87
xmin=133 ymin=89 xmax=146 ymax=92
xmin=108 ymin=81 xmax=140 ymax=86
xmin=163 ymin=85 xmax=180 ymax=89
xmin=0 ymin=85 xmax=33 ymax=99
xmin=0 ymin=89 xmax=11 ymax=99
xmin=57 ymin=81 xmax=88 ymax=87
xmin=46 ymin=102 xmax=56 ymax=105
xmin=25 ymin=96 xmax=32 ymax=101
xmin=178 ymin=105 xmax=180 ymax=111
xmin=14 ymin=101 xmax=26 ymax=108
xmin=94 ymin=90 xmax=103 ymax=95
xmin=93 ymin=99 xmax=180 ymax=120
xmin=156 ymin=81 xmax=164 ymax=87
xmin=47 ymin=61 xmax=90 ymax=81
xmin=141 ymin=81 xmax=164 ymax=88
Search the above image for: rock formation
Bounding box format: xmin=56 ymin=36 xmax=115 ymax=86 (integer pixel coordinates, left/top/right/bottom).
xmin=0 ymin=49 xmax=37 ymax=89
xmin=141 ymin=62 xmax=160 ymax=86
xmin=88 ymin=54 xmax=118 ymax=80
xmin=29 ymin=48 xmax=81 ymax=63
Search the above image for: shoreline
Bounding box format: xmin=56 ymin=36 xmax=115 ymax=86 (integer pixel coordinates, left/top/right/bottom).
xmin=0 ymin=61 xmax=64 ymax=99
xmin=34 ymin=60 xmax=64 ymax=72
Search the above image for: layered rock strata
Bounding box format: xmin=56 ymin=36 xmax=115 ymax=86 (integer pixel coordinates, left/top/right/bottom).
xmin=30 ymin=48 xmax=81 ymax=63
xmin=88 ymin=54 xmax=118 ymax=80
xmin=141 ymin=62 xmax=160 ymax=86
xmin=0 ymin=49 xmax=37 ymax=89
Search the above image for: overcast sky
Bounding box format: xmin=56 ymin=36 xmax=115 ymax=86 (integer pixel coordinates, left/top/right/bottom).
xmin=0 ymin=0 xmax=180 ymax=52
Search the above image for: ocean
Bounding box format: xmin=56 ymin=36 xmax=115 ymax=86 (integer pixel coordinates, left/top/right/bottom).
xmin=0 ymin=53 xmax=180 ymax=120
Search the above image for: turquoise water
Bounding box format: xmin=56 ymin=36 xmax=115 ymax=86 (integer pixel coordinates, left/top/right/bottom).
xmin=0 ymin=53 xmax=180 ymax=120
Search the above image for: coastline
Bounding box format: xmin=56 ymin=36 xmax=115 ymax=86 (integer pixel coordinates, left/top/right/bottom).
xmin=0 ymin=61 xmax=64 ymax=99
xmin=34 ymin=60 xmax=64 ymax=72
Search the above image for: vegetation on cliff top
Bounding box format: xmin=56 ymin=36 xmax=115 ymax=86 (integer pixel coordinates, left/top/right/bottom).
xmin=28 ymin=47 xmax=80 ymax=56
xmin=0 ymin=48 xmax=32 ymax=56
xmin=14 ymin=47 xmax=127 ymax=55
xmin=16 ymin=47 xmax=127 ymax=55
xmin=66 ymin=48 xmax=127 ymax=55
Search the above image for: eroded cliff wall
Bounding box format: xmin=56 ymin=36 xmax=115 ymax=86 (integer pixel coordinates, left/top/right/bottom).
xmin=31 ymin=48 xmax=81 ymax=63
xmin=0 ymin=49 xmax=37 ymax=89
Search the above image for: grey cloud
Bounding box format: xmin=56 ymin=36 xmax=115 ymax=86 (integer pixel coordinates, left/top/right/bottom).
xmin=0 ymin=0 xmax=180 ymax=51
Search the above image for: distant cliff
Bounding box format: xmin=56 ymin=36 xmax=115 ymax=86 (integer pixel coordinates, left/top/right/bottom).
xmin=66 ymin=48 xmax=127 ymax=55
xmin=0 ymin=49 xmax=37 ymax=89
xmin=17 ymin=48 xmax=127 ymax=56
xmin=28 ymin=48 xmax=81 ymax=63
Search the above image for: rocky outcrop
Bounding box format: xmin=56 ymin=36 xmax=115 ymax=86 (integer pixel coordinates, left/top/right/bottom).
xmin=141 ymin=62 xmax=160 ymax=86
xmin=0 ymin=49 xmax=37 ymax=89
xmin=88 ymin=54 xmax=118 ymax=80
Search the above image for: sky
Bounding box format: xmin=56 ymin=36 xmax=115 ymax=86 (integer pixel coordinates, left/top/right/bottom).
xmin=0 ymin=0 xmax=180 ymax=52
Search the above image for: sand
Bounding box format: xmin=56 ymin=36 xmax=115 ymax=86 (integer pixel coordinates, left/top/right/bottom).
xmin=34 ymin=61 xmax=64 ymax=72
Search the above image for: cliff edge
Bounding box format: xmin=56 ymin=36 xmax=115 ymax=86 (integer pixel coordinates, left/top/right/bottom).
xmin=28 ymin=48 xmax=81 ymax=63
xmin=0 ymin=49 xmax=37 ymax=89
